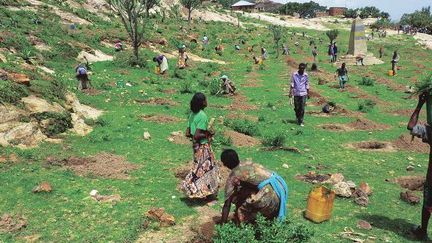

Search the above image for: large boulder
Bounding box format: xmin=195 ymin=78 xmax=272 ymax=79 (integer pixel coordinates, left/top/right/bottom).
xmin=21 ymin=95 xmax=65 ymax=114
xmin=0 ymin=105 xmax=26 ymax=124
xmin=70 ymin=113 xmax=93 ymax=136
xmin=65 ymin=92 xmax=103 ymax=120
xmin=0 ymin=122 xmax=47 ymax=148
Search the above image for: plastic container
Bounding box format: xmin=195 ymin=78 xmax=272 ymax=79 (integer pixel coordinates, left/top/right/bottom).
xmin=388 ymin=70 xmax=394 ymax=76
xmin=155 ymin=66 xmax=161 ymax=74
xmin=305 ymin=186 xmax=335 ymax=223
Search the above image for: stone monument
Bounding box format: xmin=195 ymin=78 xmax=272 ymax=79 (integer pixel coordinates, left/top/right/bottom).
xmin=338 ymin=16 xmax=383 ymax=66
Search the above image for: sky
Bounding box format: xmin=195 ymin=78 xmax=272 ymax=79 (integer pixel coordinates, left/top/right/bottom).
xmin=272 ymin=0 xmax=432 ymax=20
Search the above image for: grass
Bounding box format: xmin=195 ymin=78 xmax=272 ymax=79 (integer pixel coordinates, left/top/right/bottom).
xmin=0 ymin=2 xmax=432 ymax=242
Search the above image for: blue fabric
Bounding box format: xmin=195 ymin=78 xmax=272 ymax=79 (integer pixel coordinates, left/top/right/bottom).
xmin=258 ymin=172 xmax=288 ymax=221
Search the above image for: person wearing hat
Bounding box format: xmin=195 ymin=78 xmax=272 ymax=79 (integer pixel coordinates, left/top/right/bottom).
xmin=178 ymin=44 xmax=189 ymax=69
xmin=220 ymin=75 xmax=236 ymax=95
xmin=153 ymin=54 xmax=169 ymax=75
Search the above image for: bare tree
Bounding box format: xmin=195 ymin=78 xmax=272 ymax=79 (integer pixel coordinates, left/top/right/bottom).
xmin=180 ymin=0 xmax=202 ymax=24
xmin=109 ymin=0 xmax=147 ymax=63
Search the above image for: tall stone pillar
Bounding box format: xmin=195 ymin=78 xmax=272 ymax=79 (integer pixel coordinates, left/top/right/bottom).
xmin=348 ymin=17 xmax=367 ymax=56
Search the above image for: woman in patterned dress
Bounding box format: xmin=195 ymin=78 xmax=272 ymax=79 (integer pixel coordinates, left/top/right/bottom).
xmin=181 ymin=93 xmax=220 ymax=199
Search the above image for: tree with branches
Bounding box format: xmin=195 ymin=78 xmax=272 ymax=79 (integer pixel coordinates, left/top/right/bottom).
xmin=109 ymin=0 xmax=149 ymax=64
xmin=145 ymin=0 xmax=160 ymax=17
xmin=180 ymin=0 xmax=202 ymax=23
xmin=326 ymin=29 xmax=339 ymax=44
xmin=269 ymin=25 xmax=282 ymax=57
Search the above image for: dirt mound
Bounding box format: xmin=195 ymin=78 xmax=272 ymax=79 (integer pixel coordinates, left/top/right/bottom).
xmin=319 ymin=124 xmax=351 ymax=132
xmin=224 ymin=130 xmax=260 ymax=147
xmin=393 ymin=134 xmax=429 ymax=153
xmin=141 ymin=114 xmax=183 ymax=123
xmin=46 ymin=153 xmax=139 ymax=179
xmin=81 ymin=88 xmax=102 ymax=96
xmin=295 ymin=171 xmax=330 ymax=184
xmin=136 ymin=98 xmax=178 ymax=106
xmin=348 ymin=119 xmax=389 ymax=131
xmin=391 ymin=175 xmax=425 ymax=191
xmin=347 ymin=141 xmax=396 ymax=152
xmin=0 ymin=214 xmax=27 ymax=233
xmin=229 ymin=94 xmax=257 ymax=111
xmin=286 ymin=56 xmax=298 ymax=68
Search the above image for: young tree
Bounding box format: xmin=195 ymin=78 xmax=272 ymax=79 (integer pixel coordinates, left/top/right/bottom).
xmin=269 ymin=25 xmax=282 ymax=57
xmin=109 ymin=0 xmax=147 ymax=63
xmin=325 ymin=29 xmax=339 ymax=44
xmin=180 ymin=0 xmax=202 ymax=23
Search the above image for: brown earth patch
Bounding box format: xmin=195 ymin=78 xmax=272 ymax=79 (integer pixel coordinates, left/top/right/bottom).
xmin=243 ymin=71 xmax=263 ymax=88
xmin=141 ymin=114 xmax=183 ymax=123
xmin=162 ymin=89 xmax=177 ymax=95
xmin=308 ymin=90 xmax=327 ymax=105
xmin=82 ymin=88 xmax=102 ymax=96
xmin=391 ymin=175 xmax=425 ymax=191
xmin=46 ymin=153 xmax=139 ymax=179
xmin=0 ymin=214 xmax=27 ymax=233
xmin=348 ymin=118 xmax=390 ymax=131
xmin=226 ymin=113 xmax=258 ymax=122
xmin=393 ymin=134 xmax=429 ymax=153
xmin=319 ymin=124 xmax=351 ymax=131
xmin=295 ymin=171 xmax=331 ymax=184
xmin=229 ymin=94 xmax=257 ymax=111
xmin=347 ymin=141 xmax=396 ymax=152
xmin=286 ymin=56 xmax=298 ymax=69
xmin=136 ymin=98 xmax=178 ymax=106
xmin=224 ymin=130 xmax=260 ymax=147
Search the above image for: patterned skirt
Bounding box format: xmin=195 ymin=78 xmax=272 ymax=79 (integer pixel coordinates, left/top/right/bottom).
xmin=181 ymin=143 xmax=220 ymax=198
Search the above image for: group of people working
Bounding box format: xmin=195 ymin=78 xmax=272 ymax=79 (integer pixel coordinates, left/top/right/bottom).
xmin=181 ymin=92 xmax=288 ymax=224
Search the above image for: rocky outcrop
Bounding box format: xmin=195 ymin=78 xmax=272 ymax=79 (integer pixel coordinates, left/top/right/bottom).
xmin=21 ymin=95 xmax=65 ymax=114
xmin=65 ymin=92 xmax=103 ymax=120
xmin=0 ymin=122 xmax=47 ymax=148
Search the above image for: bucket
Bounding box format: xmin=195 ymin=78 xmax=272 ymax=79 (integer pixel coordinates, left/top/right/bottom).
xmin=388 ymin=70 xmax=394 ymax=76
xmin=155 ymin=66 xmax=161 ymax=74
xmin=305 ymin=186 xmax=335 ymax=223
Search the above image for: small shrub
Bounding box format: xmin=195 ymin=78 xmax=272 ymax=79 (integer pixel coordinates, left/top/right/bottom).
xmin=180 ymin=80 xmax=193 ymax=94
xmin=215 ymin=133 xmax=232 ymax=146
xmin=258 ymin=115 xmax=265 ymax=122
xmin=414 ymin=73 xmax=432 ymax=94
xmin=173 ymin=68 xmax=186 ymax=79
xmin=262 ymin=134 xmax=286 ymax=147
xmin=358 ymin=77 xmax=375 ymax=86
xmin=224 ymin=119 xmax=259 ymax=136
xmin=214 ymin=215 xmax=314 ymax=242
xmin=208 ymin=78 xmax=221 ymax=96
xmin=32 ymin=112 xmax=73 ymax=137
xmin=358 ymin=99 xmax=376 ymax=113
xmin=245 ymin=65 xmax=252 ymax=73
xmin=198 ymin=79 xmax=209 ymax=87
xmin=0 ymin=80 xmax=29 ymax=104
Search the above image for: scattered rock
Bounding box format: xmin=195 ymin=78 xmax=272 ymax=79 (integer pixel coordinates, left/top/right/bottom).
xmin=359 ymin=182 xmax=372 ymax=196
xmin=406 ymin=165 xmax=415 ymax=171
xmin=400 ymin=190 xmax=421 ymax=204
xmin=282 ymin=163 xmax=289 ymax=169
xmin=145 ymin=208 xmax=175 ymax=227
xmin=76 ymin=50 xmax=113 ymax=63
xmin=0 ymin=214 xmax=27 ymax=233
xmin=357 ymin=220 xmax=372 ymax=230
xmin=353 ymin=189 xmax=369 ymax=207
xmin=324 ymin=173 xmax=345 ymax=185
xmin=32 ymin=181 xmax=52 ymax=193
xmin=168 ymin=131 xmax=190 ymax=145
xmin=65 ymin=92 xmax=103 ymax=120
xmin=334 ymin=181 xmax=352 ymax=197
xmin=0 ymin=122 xmax=47 ymax=148
xmin=143 ymin=132 xmax=151 ymax=140
xmin=8 ymin=73 xmax=30 ymax=86
xmin=346 ymin=181 xmax=356 ymax=190
xmin=90 ymin=190 xmax=121 ymax=204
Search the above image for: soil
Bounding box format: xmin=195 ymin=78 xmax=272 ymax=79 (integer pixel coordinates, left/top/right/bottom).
xmin=226 ymin=113 xmax=258 ymax=123
xmin=229 ymin=93 xmax=257 ymax=111
xmin=136 ymin=98 xmax=178 ymax=106
xmin=308 ymin=90 xmax=327 ymax=105
xmin=82 ymin=88 xmax=102 ymax=96
xmin=162 ymin=89 xmax=177 ymax=95
xmin=400 ymin=190 xmax=421 ymax=204
xmin=243 ymin=71 xmax=263 ymax=88
xmin=348 ymin=118 xmax=390 ymax=131
xmin=393 ymin=134 xmax=429 ymax=153
xmin=295 ymin=171 xmax=331 ymax=184
xmin=0 ymin=214 xmax=27 ymax=233
xmin=46 ymin=153 xmax=140 ymax=179
xmin=347 ymin=141 xmax=396 ymax=152
xmin=141 ymin=114 xmax=183 ymax=123
xmin=168 ymin=132 xmax=191 ymax=145
xmin=391 ymin=175 xmax=425 ymax=191
xmin=224 ymin=130 xmax=260 ymax=147
xmin=319 ymin=124 xmax=351 ymax=132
